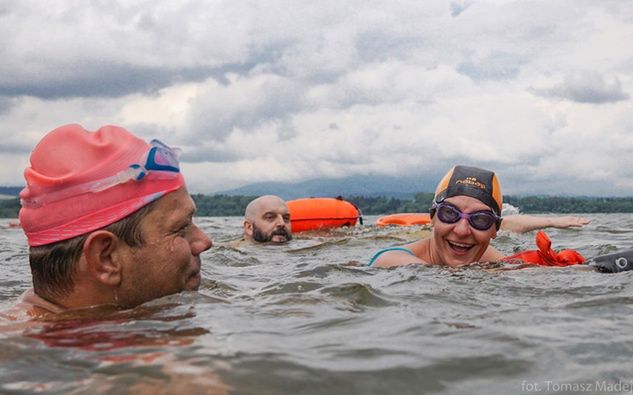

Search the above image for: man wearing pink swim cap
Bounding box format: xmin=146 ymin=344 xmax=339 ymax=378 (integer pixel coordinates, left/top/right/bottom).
xmin=9 ymin=124 xmax=212 ymax=318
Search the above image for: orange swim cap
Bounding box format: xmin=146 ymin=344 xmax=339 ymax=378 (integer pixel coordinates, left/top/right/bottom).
xmin=433 ymin=165 xmax=502 ymax=215
xmin=19 ymin=124 xmax=185 ymax=246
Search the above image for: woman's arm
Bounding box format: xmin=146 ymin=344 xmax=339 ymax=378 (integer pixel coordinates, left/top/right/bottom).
xmin=501 ymin=215 xmax=590 ymax=234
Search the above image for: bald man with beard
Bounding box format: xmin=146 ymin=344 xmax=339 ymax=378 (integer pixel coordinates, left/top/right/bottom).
xmin=243 ymin=195 xmax=293 ymax=244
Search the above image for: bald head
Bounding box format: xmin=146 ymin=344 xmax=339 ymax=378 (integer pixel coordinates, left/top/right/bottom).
xmin=245 ymin=195 xmax=286 ymax=221
xmin=243 ymin=195 xmax=292 ymax=243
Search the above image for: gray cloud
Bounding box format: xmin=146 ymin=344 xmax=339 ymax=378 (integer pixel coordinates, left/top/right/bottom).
xmin=450 ymin=1 xmax=472 ymax=17
xmin=355 ymin=31 xmax=422 ymax=64
xmin=182 ymin=145 xmax=241 ymax=163
xmin=0 ymin=96 xmax=16 ymax=115
xmin=0 ymin=62 xmax=221 ymax=99
xmin=457 ymin=52 xmax=524 ymax=81
xmin=185 ymin=76 xmax=305 ymax=143
xmin=0 ymin=141 xmax=32 ymax=154
xmin=529 ymin=72 xmax=630 ymax=104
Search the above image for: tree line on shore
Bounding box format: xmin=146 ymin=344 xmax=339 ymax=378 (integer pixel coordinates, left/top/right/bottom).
xmin=4 ymin=193 xmax=633 ymax=218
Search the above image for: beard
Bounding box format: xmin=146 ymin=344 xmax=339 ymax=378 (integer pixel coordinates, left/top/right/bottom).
xmin=252 ymin=224 xmax=293 ymax=243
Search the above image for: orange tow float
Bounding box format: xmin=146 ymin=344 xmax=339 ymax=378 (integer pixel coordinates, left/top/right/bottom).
xmin=502 ymin=231 xmax=585 ymax=267
xmin=375 ymin=213 xmax=431 ymax=227
xmin=287 ymin=197 xmax=362 ymax=233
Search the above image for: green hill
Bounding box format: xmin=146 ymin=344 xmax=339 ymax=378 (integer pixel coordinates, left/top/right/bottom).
xmin=3 ymin=193 xmax=633 ymax=219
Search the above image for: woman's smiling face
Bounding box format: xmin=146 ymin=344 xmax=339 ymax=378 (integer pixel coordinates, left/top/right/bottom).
xmin=429 ymin=195 xmax=498 ymax=267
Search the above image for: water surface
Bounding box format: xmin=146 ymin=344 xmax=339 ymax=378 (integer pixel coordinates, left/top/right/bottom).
xmin=1 ymin=214 xmax=632 ymax=394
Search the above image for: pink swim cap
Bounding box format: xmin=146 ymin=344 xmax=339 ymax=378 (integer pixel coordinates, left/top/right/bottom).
xmin=19 ymin=124 xmax=185 ymax=246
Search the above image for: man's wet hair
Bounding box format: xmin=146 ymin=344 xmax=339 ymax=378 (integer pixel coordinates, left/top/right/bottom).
xmin=29 ymin=200 xmax=159 ymax=300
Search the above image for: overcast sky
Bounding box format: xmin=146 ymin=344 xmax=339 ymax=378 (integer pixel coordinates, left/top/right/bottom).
xmin=1 ymin=0 xmax=632 ymax=196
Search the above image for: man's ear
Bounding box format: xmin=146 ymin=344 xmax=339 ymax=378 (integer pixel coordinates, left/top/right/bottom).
xmin=243 ymin=220 xmax=253 ymax=238
xmin=83 ymin=230 xmax=124 ymax=286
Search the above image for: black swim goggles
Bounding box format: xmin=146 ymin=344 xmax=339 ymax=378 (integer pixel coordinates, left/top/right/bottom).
xmin=430 ymin=202 xmax=501 ymax=231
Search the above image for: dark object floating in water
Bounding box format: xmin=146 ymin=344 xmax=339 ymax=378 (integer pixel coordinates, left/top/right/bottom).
xmin=587 ymin=250 xmax=633 ymax=273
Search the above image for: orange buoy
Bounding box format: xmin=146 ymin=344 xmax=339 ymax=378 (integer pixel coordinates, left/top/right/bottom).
xmin=375 ymin=213 xmax=431 ymax=227
xmin=287 ymin=197 xmax=361 ymax=233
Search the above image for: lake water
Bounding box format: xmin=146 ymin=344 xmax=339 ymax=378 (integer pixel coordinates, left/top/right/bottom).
xmin=1 ymin=214 xmax=633 ymax=395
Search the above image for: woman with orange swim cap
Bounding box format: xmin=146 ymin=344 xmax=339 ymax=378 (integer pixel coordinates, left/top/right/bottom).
xmin=369 ymin=165 xmax=505 ymax=268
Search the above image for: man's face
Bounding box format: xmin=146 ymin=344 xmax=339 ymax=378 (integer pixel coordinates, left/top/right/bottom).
xmin=118 ymin=187 xmax=213 ymax=307
xmin=246 ymin=198 xmax=292 ymax=244
xmin=252 ymin=221 xmax=292 ymax=243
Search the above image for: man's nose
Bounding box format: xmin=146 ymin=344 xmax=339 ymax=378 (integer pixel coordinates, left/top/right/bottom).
xmin=273 ymin=214 xmax=286 ymax=227
xmin=191 ymin=224 xmax=213 ymax=254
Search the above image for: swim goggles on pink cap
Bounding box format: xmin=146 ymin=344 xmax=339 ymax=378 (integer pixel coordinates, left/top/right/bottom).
xmin=22 ymin=139 xmax=181 ymax=209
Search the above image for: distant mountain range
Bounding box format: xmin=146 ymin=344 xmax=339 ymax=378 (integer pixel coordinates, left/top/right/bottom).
xmin=1 ymin=176 xmax=437 ymax=201
xmin=216 ymin=175 xmax=439 ymax=200
xmin=0 ymin=186 xmax=21 ymax=198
